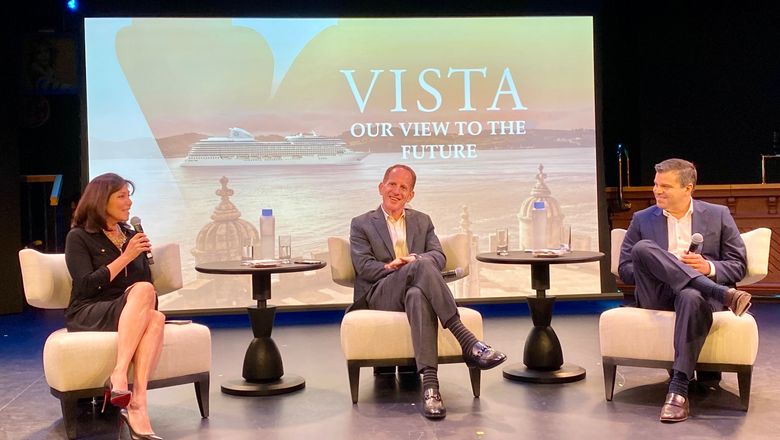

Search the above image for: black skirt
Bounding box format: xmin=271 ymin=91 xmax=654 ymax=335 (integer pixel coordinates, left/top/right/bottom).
xmin=65 ymin=293 xmax=128 ymax=332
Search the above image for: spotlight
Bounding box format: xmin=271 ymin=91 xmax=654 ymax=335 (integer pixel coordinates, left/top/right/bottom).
xmin=67 ymin=0 xmax=78 ymax=11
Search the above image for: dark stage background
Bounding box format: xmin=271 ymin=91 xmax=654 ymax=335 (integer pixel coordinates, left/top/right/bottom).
xmin=2 ymin=0 xmax=779 ymax=313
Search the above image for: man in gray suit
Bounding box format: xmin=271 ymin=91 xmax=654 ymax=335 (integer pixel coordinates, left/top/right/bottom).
xmin=618 ymin=158 xmax=752 ymax=423
xmin=349 ymin=164 xmax=506 ymax=419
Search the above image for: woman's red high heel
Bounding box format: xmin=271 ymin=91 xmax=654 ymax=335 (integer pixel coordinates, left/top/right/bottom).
xmin=101 ymin=377 xmax=132 ymax=413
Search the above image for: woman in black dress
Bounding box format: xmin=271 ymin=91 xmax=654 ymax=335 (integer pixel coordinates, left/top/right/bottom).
xmin=65 ymin=173 xmax=164 ymax=440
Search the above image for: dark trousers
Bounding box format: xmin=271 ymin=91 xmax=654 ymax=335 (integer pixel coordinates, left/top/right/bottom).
xmin=367 ymin=258 xmax=460 ymax=371
xmin=631 ymin=240 xmax=718 ymax=378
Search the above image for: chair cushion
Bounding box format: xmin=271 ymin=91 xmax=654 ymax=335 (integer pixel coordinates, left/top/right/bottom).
xmin=737 ymin=227 xmax=771 ymax=286
xmin=149 ymin=243 xmax=184 ymax=294
xmin=19 ymin=250 xmax=71 ymax=309
xmin=327 ymin=237 xmax=355 ymax=288
xmin=599 ymin=307 xmax=758 ymax=366
xmin=340 ymin=307 xmax=483 ymax=360
xmin=43 ymin=323 xmax=211 ymax=392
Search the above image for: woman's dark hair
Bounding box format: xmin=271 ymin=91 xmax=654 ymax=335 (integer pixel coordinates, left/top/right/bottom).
xmin=71 ymin=173 xmax=134 ymax=232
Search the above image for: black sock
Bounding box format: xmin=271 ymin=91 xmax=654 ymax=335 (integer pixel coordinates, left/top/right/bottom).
xmin=421 ymin=367 xmax=439 ymax=391
xmin=688 ymin=276 xmax=729 ymax=304
xmin=668 ymin=370 xmax=689 ymax=398
xmin=445 ymin=317 xmax=479 ymax=353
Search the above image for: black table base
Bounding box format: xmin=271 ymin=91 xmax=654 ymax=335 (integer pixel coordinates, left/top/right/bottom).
xmin=503 ymin=295 xmax=587 ymax=384
xmin=217 ymin=305 xmax=307 ymax=396
xmin=195 ymin=260 xmax=326 ymax=397
xmin=221 ymin=375 xmax=306 ymax=396
xmin=502 ymin=363 xmax=586 ymax=384
xmin=477 ymin=251 xmax=603 ymax=385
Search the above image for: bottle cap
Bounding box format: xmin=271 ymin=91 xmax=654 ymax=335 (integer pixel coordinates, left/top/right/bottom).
xmin=262 ymin=208 xmax=273 ymax=216
xmin=533 ymin=201 xmax=545 ymax=209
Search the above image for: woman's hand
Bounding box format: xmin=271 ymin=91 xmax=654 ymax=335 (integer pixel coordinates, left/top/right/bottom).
xmin=107 ymin=232 xmax=152 ymax=281
xmin=123 ymin=232 xmax=152 ymax=261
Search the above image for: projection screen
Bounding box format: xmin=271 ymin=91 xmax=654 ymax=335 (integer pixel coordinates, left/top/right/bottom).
xmin=84 ymin=16 xmax=600 ymax=311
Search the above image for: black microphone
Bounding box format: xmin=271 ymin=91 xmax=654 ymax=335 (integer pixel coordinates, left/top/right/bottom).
xmin=442 ymin=267 xmax=465 ymax=279
xmin=688 ymin=233 xmax=703 ymax=254
xmin=129 ymin=216 xmax=154 ymax=265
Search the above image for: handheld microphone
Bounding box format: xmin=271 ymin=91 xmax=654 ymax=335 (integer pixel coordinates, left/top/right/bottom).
xmin=688 ymin=233 xmax=703 ymax=254
xmin=129 ymin=216 xmax=154 ymax=265
xmin=441 ymin=267 xmax=465 ymax=279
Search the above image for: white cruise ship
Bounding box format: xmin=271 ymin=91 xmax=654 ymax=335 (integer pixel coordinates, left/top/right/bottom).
xmin=181 ymin=128 xmax=369 ymax=166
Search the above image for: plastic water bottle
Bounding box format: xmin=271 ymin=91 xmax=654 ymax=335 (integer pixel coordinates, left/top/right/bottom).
xmin=259 ymin=208 xmax=275 ymax=259
xmin=531 ymin=201 xmax=547 ymax=250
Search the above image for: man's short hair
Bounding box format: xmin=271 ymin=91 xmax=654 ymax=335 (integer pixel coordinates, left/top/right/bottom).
xmin=383 ymin=164 xmax=417 ymax=189
xmin=654 ymin=158 xmax=697 ymax=188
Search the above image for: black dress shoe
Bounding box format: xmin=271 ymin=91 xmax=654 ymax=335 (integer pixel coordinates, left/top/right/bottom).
xmin=421 ymin=388 xmax=446 ymax=419
xmin=464 ymin=341 xmax=507 ymax=370
xmin=659 ymin=393 xmax=689 ymax=423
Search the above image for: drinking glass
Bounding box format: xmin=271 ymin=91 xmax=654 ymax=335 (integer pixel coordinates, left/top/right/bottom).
xmin=496 ymin=228 xmax=509 ymax=256
xmin=559 ymin=224 xmax=572 ymax=252
xmin=241 ymin=239 xmax=254 ymax=261
xmin=278 ymin=235 xmax=292 ymax=263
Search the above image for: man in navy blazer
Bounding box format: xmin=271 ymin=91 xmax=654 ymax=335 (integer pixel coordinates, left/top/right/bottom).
xmin=618 ymin=158 xmax=752 ymax=423
xmin=349 ymin=164 xmax=506 ymax=419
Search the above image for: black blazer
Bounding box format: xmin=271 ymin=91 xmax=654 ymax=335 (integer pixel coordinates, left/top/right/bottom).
xmin=64 ymin=226 xmax=152 ymax=319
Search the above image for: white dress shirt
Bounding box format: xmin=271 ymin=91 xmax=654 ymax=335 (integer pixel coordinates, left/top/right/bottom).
xmin=381 ymin=206 xmax=409 ymax=258
xmin=662 ymin=199 xmax=716 ymax=277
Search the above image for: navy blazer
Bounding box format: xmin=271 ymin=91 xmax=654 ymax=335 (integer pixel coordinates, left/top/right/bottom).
xmin=348 ymin=206 xmax=446 ymax=311
xmin=618 ymin=199 xmax=746 ymax=287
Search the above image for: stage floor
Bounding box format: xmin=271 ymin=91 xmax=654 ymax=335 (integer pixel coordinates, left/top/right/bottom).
xmin=2 ymin=302 xmax=779 ymax=439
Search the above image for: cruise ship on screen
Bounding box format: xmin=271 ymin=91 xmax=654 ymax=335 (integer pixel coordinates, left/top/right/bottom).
xmin=181 ymin=127 xmax=369 ymax=166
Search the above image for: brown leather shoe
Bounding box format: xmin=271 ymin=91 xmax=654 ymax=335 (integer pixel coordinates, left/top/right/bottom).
xmin=659 ymin=393 xmax=689 ymax=423
xmin=727 ymin=288 xmax=752 ymax=316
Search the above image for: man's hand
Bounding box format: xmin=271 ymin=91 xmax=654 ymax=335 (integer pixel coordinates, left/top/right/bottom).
xmin=681 ymin=252 xmax=711 ymax=275
xmin=384 ymin=255 xmax=417 ymax=270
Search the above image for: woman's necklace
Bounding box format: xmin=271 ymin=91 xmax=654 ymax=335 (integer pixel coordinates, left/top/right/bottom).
xmin=104 ymin=224 xmax=126 ymax=250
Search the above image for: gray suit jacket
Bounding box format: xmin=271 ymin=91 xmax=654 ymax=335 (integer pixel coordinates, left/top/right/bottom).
xmin=618 ymin=199 xmax=747 ymax=287
xmin=348 ymin=206 xmax=446 ymax=311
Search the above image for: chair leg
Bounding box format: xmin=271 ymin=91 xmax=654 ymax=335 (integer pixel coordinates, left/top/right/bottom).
xmin=194 ymin=373 xmax=210 ymax=418
xmin=468 ymin=367 xmax=481 ymax=398
xmin=348 ymin=362 xmax=360 ymax=404
xmin=737 ymin=366 xmax=752 ymax=411
xmin=58 ymin=392 xmax=79 ymax=440
xmin=602 ymin=359 xmax=617 ymax=401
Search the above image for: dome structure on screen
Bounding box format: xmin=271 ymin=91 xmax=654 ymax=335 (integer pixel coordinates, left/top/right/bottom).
xmin=517 ymin=164 xmax=565 ymax=250
xmin=192 ymin=176 xmax=259 ymax=265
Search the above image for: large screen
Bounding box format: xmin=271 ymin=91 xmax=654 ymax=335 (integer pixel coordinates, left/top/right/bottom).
xmin=84 ymin=17 xmax=600 ymax=311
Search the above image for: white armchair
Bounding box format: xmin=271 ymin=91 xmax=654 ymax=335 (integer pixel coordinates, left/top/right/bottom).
xmin=18 ymin=243 xmax=211 ymax=439
xmin=599 ymin=228 xmax=769 ymax=410
xmin=328 ymin=233 xmax=483 ymax=403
